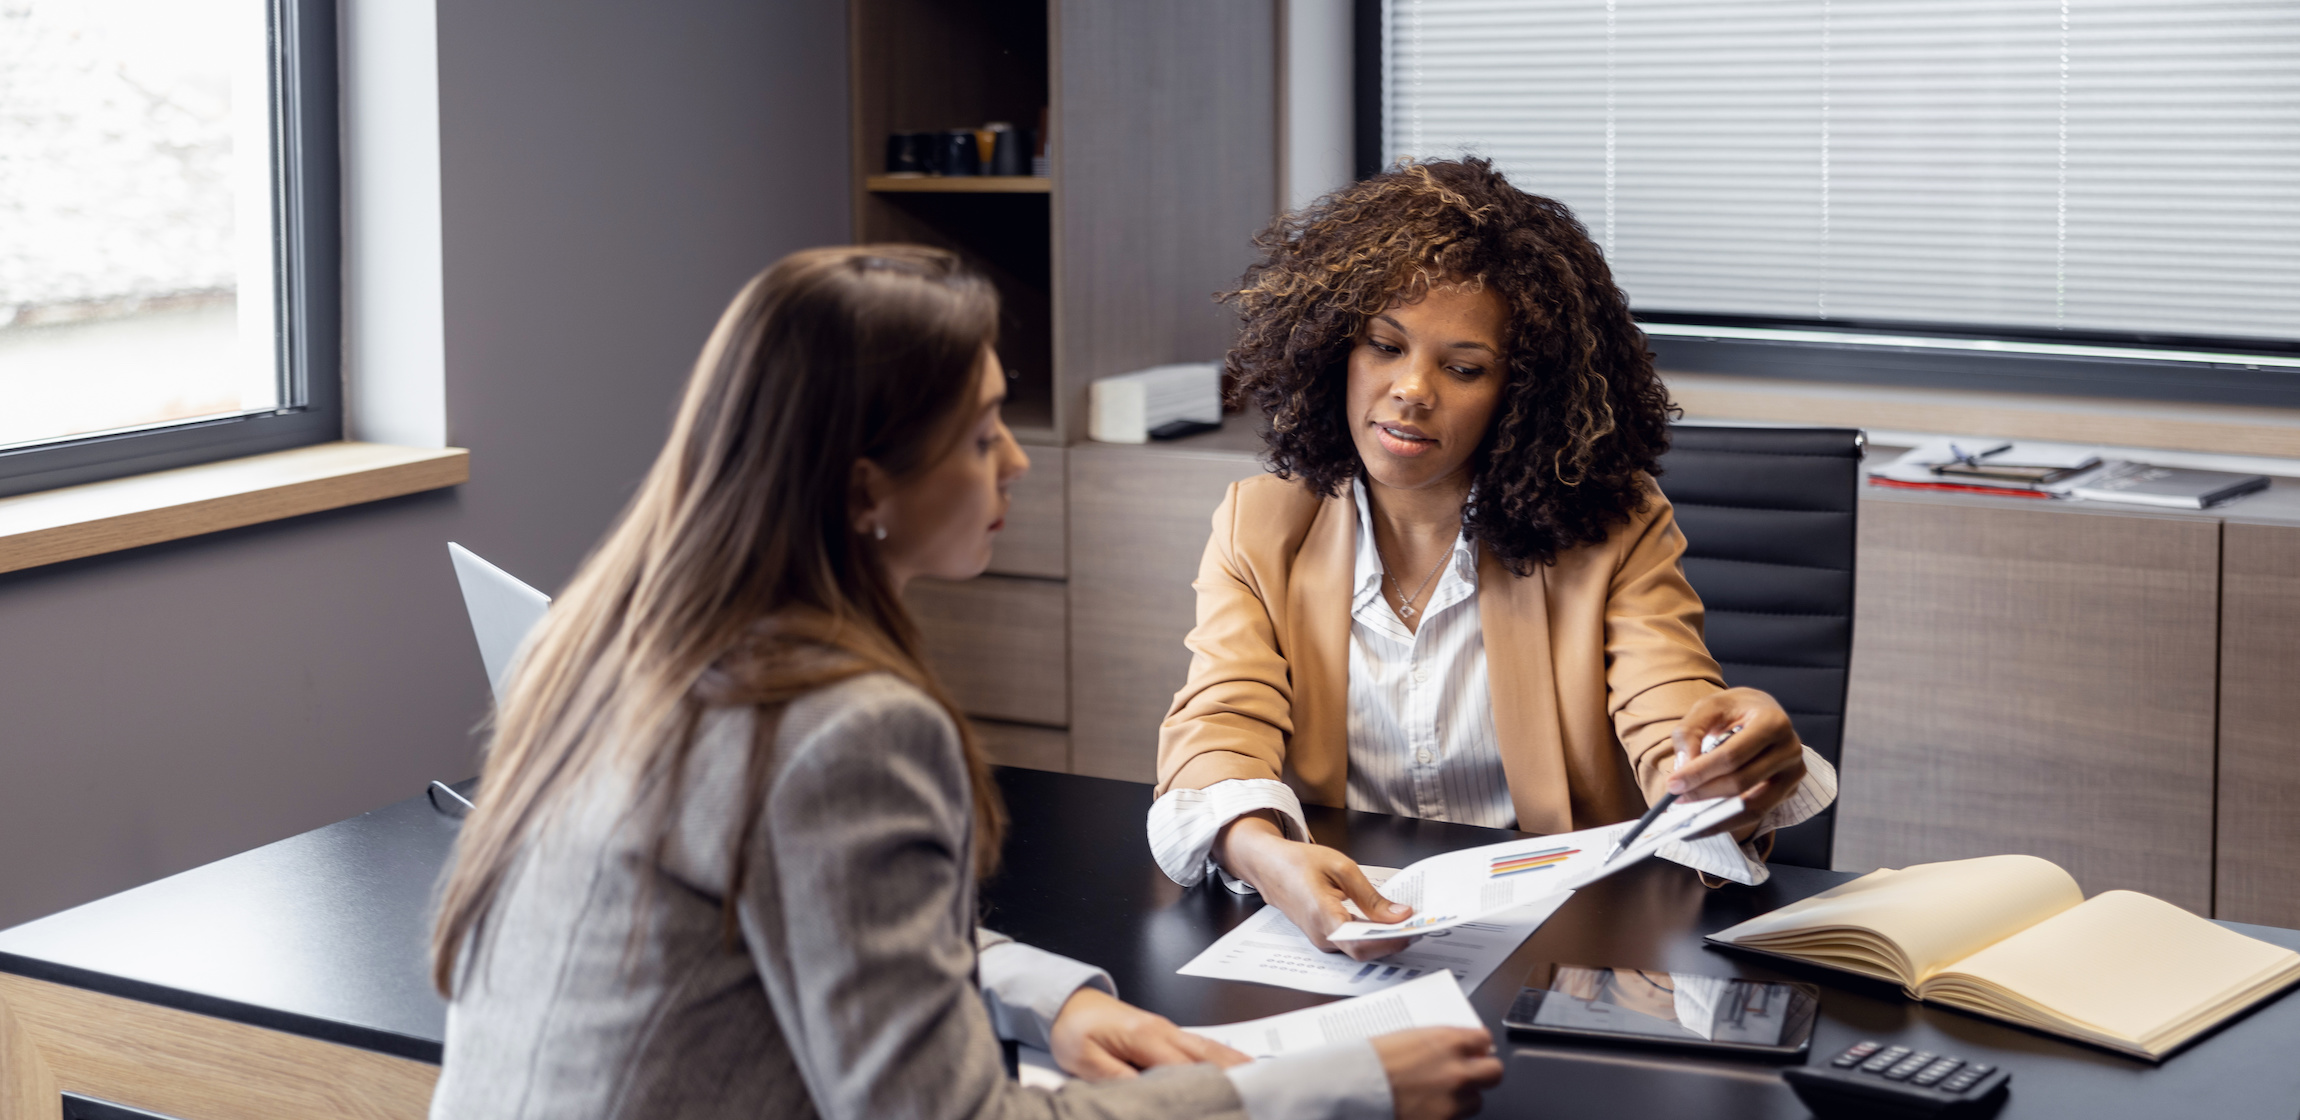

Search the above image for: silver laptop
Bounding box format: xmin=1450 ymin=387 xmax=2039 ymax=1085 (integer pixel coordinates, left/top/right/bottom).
xmin=448 ymin=542 xmax=551 ymax=707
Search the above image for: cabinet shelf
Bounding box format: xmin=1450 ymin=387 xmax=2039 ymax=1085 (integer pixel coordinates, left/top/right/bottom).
xmin=868 ymin=175 xmax=1050 ymax=194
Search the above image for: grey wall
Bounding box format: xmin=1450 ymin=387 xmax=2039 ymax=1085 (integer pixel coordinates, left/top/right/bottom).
xmin=0 ymin=0 xmax=849 ymax=930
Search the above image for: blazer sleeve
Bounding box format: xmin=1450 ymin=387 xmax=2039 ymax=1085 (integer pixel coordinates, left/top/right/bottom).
xmin=754 ymin=688 xmax=1246 ymax=1120
xmin=1603 ymin=492 xmax=1731 ymax=803
xmin=1156 ymin=482 xmax=1296 ymax=796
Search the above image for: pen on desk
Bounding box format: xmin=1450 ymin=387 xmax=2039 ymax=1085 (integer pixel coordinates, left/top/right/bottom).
xmin=1946 ymin=441 xmax=2012 ymax=470
xmin=1603 ymin=723 xmax=1744 ymax=863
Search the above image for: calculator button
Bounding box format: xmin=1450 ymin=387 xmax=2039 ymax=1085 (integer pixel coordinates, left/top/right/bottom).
xmin=1832 ymin=1041 xmax=1884 ymax=1068
xmin=1883 ymin=1050 xmax=1936 ymax=1080
xmin=1858 ymin=1045 xmax=1911 ymax=1073
xmin=1941 ymin=1066 xmax=1992 ymax=1093
xmin=1910 ymin=1057 xmax=1965 ymax=1086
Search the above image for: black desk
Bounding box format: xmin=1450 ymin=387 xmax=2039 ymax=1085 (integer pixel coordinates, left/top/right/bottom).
xmin=983 ymin=768 xmax=2300 ymax=1120
xmin=4 ymin=768 xmax=2298 ymax=1120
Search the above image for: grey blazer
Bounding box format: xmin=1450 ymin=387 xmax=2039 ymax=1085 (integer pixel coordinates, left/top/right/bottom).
xmin=430 ymin=672 xmax=1248 ymax=1120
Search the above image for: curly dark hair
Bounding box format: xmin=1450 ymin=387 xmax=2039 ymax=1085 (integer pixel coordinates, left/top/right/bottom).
xmin=1222 ymin=157 xmax=1675 ymax=574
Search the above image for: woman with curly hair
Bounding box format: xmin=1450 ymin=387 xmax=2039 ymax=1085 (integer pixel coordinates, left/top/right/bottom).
xmin=1147 ymin=158 xmax=1838 ymax=961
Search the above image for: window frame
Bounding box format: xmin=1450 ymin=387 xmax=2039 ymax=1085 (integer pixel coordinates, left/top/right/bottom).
xmin=0 ymin=0 xmax=341 ymax=500
xmin=1350 ymin=0 xmax=2300 ymax=412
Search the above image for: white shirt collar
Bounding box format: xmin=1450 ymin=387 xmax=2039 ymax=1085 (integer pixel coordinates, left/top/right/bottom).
xmin=1349 ymin=478 xmax=1478 ymax=617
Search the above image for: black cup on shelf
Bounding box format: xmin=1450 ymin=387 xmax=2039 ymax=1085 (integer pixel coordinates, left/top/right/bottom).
xmin=885 ymin=131 xmax=931 ymax=174
xmin=934 ymin=129 xmax=981 ymax=176
xmin=986 ymin=123 xmax=1030 ymax=177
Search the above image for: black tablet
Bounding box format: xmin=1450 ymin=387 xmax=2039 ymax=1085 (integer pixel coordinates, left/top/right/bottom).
xmin=1504 ymin=965 xmax=1819 ymax=1058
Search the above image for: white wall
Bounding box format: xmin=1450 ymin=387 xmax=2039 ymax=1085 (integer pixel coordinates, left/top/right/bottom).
xmin=1282 ymin=0 xmax=1354 ymax=213
xmin=341 ymin=0 xmax=447 ymax=448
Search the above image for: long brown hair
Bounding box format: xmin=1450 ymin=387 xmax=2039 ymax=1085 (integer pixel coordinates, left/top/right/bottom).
xmin=430 ymin=245 xmax=1007 ymax=996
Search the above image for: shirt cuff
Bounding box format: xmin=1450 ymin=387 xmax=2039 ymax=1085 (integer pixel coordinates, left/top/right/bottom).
xmin=1146 ymin=779 xmax=1311 ymax=889
xmin=1653 ymin=745 xmax=1839 ymax=886
xmin=975 ymin=930 xmax=1115 ymax=1052
xmin=1224 ymin=1040 xmax=1393 ymax=1120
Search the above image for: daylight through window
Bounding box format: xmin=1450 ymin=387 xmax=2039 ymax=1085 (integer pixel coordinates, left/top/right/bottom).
xmin=0 ymin=0 xmax=279 ymax=452
xmin=1381 ymin=0 xmax=2300 ymax=354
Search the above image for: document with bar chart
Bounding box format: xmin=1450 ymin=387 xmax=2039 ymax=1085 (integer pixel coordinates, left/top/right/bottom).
xmin=1325 ymin=796 xmax=1744 ymax=944
xmin=1177 ymin=888 xmax=1572 ymax=996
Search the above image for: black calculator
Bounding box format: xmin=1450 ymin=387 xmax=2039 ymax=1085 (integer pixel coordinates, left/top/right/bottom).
xmin=1781 ymin=1040 xmax=2011 ymax=1118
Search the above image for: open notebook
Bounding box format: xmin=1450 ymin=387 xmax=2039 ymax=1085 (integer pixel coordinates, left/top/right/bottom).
xmin=1707 ymin=855 xmax=2300 ymax=1060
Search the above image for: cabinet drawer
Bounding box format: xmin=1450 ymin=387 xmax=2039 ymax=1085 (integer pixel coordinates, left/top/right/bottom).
xmin=988 ymin=447 xmax=1066 ymax=578
xmin=973 ymin=719 xmax=1069 ymax=772
xmin=2217 ymin=521 xmax=2300 ymax=925
xmin=907 ymin=575 xmax=1067 ymax=726
xmin=1066 ymin=445 xmax=1262 ymax=781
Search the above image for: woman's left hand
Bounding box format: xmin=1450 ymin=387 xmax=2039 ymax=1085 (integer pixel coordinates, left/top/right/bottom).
xmin=1048 ymin=987 xmax=1250 ymax=1080
xmin=1665 ymin=687 xmax=1806 ymax=840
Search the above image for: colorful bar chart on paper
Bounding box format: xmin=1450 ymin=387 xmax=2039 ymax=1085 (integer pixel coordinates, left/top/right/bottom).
xmin=1490 ymin=846 xmax=1579 ymax=878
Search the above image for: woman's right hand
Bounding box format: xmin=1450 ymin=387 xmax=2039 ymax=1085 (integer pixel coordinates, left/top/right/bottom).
xmin=1374 ymin=1026 xmax=1505 ymax=1120
xmin=1214 ymin=813 xmax=1417 ymax=961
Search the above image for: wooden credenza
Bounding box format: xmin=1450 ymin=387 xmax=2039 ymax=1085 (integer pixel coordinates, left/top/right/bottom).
xmin=0 ymin=787 xmax=460 ymax=1120
xmin=0 ymin=974 xmax=435 ymax=1120
xmin=914 ymin=431 xmax=2300 ymax=924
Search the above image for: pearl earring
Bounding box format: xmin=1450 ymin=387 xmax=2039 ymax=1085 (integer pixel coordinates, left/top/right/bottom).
xmin=873 ymin=523 xmax=888 ymax=541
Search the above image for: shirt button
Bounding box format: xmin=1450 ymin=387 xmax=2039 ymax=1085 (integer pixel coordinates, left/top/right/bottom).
xmin=1416 ymin=749 xmax=1434 ymax=765
xmin=1413 ymin=666 xmax=1430 ymax=684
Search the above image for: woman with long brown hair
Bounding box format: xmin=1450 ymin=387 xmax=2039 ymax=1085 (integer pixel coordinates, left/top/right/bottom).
xmin=426 ymin=245 xmax=1501 ymax=1120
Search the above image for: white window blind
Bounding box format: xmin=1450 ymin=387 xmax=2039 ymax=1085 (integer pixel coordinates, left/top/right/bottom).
xmin=1383 ymin=0 xmax=2300 ymax=347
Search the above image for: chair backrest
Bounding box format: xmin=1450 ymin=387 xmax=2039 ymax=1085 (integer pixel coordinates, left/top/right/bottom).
xmin=1654 ymin=425 xmax=1863 ymax=869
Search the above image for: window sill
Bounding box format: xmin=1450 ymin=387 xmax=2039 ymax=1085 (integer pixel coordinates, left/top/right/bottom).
xmin=0 ymin=441 xmax=469 ymax=575
xmin=1663 ymin=371 xmax=2300 ymax=460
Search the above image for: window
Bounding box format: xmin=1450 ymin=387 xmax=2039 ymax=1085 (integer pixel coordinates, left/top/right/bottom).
xmin=1370 ymin=0 xmax=2300 ymax=407
xmin=0 ymin=0 xmax=336 ymax=499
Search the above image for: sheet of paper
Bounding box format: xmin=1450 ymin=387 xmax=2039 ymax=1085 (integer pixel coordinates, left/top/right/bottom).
xmin=1184 ymin=970 xmax=1483 ymax=1059
xmin=1178 ymin=891 xmax=1569 ymax=996
xmin=1326 ymin=796 xmax=1743 ymax=943
xmin=1014 ymin=971 xmax=1484 ymax=1087
xmin=1015 ymin=1044 xmax=1069 ymax=1089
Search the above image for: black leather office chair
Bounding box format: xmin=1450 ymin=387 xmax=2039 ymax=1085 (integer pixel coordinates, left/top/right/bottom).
xmin=1654 ymin=425 xmax=1863 ymax=869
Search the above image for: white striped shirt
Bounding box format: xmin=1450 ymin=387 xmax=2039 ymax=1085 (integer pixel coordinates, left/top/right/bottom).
xmin=1148 ymin=480 xmax=1838 ymax=891
xmin=1340 ymin=479 xmax=1511 ymax=826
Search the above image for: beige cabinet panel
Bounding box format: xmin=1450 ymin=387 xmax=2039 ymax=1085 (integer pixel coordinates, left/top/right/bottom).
xmin=0 ymin=973 xmax=435 ymax=1120
xmin=1837 ymin=495 xmax=2220 ymax=913
xmin=975 ymin=718 xmax=1070 ymax=774
xmin=907 ymin=575 xmax=1067 ymax=728
xmin=1067 ymin=445 xmax=1264 ymax=781
xmin=989 ymin=446 xmax=1067 ymax=579
xmin=2217 ymin=521 xmax=2300 ymax=925
xmin=1053 ymin=1 xmax=1276 ymax=442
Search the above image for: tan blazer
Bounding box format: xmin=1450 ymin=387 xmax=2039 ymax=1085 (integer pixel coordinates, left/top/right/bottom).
xmin=1156 ymin=472 xmax=1726 ymax=835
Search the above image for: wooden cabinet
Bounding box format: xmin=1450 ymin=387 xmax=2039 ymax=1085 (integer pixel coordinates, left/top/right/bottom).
xmin=906 ymin=575 xmax=1067 ymax=728
xmin=2216 ymin=520 xmax=2300 ymax=926
xmin=1835 ymin=494 xmax=2223 ymax=912
xmin=0 ymin=974 xmax=433 ymax=1120
xmin=848 ymin=0 xmax=1275 ymax=444
xmin=1066 ymin=442 xmax=1263 ymax=780
xmin=990 ymin=446 xmax=1067 ymax=579
xmin=973 ymin=719 xmax=1070 ymax=773
xmin=855 ymin=0 xmax=1276 ymax=773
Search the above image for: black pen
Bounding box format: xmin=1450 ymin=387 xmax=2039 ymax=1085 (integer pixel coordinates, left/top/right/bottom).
xmin=1604 ymin=723 xmax=1744 ymax=863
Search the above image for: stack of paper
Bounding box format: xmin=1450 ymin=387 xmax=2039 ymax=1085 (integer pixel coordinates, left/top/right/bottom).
xmin=1866 ymin=439 xmax=2108 ymax=498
